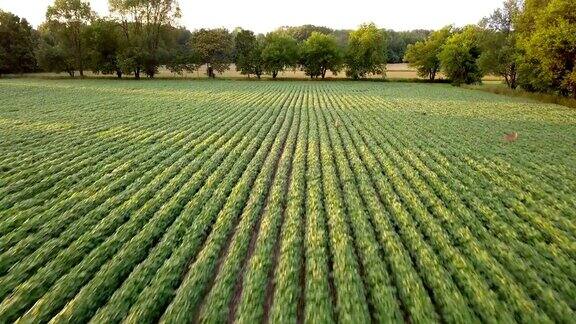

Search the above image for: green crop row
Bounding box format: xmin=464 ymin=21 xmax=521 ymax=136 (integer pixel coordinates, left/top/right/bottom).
xmin=0 ymin=79 xmax=574 ymax=323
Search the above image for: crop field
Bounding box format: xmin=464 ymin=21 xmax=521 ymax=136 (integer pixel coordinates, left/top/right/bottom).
xmin=0 ymin=78 xmax=575 ymax=323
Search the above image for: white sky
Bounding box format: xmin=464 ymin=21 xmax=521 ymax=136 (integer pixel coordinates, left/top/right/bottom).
xmin=0 ymin=0 xmax=503 ymax=32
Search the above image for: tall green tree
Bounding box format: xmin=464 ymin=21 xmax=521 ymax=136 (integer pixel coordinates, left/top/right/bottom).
xmin=0 ymin=11 xmax=37 ymax=76
xmin=299 ymin=32 xmax=342 ymax=78
xmin=261 ymin=31 xmax=298 ymax=78
xmin=36 ymin=24 xmax=76 ymax=77
xmin=345 ymin=23 xmax=387 ymax=79
xmin=438 ymin=25 xmax=483 ymax=85
xmin=46 ymin=0 xmax=94 ymax=77
xmin=516 ymin=0 xmax=576 ymax=97
xmin=86 ymin=18 xmax=123 ymax=78
xmin=190 ymin=28 xmax=233 ymax=78
xmin=478 ymin=0 xmax=522 ymax=89
xmin=404 ymin=26 xmax=452 ymax=81
xmin=166 ymin=27 xmax=198 ymax=76
xmin=109 ymin=0 xmax=181 ymax=78
xmin=36 ymin=23 xmax=76 ymax=76
xmin=234 ymin=29 xmax=264 ymax=78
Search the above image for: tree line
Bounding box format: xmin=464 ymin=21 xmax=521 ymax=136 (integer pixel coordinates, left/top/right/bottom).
xmin=0 ymin=0 xmax=574 ymax=97
xmin=404 ymin=0 xmax=575 ymax=97
xmin=0 ymin=0 xmax=429 ymax=80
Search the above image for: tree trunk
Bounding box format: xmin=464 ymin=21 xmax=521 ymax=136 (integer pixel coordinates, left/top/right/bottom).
xmin=509 ymin=64 xmax=517 ymax=89
xmin=147 ymin=67 xmax=156 ymax=78
xmin=208 ymin=66 xmax=214 ymax=78
xmin=135 ymin=68 xmax=140 ymax=79
xmin=272 ymin=71 xmax=278 ymax=79
xmin=509 ymin=78 xmax=517 ymax=89
xmin=116 ymin=69 xmax=123 ymax=79
xmin=504 ymin=74 xmax=511 ymax=88
xmin=78 ymin=26 xmax=84 ymax=78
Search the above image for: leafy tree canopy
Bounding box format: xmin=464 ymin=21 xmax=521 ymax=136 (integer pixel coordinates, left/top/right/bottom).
xmin=109 ymin=0 xmax=181 ymax=78
xmin=45 ymin=0 xmax=94 ymax=76
xmin=386 ymin=29 xmax=431 ymax=63
xmin=190 ymin=28 xmax=233 ymax=77
xmin=86 ymin=18 xmax=123 ymax=77
xmin=234 ymin=29 xmax=264 ymax=78
xmin=516 ymin=0 xmax=576 ymax=96
xmin=261 ymin=31 xmax=298 ymax=78
xmin=477 ymin=0 xmax=522 ymax=88
xmin=0 ymin=10 xmax=37 ymax=76
xmin=279 ymin=25 xmax=333 ymax=43
xmin=345 ymin=23 xmax=387 ymax=79
xmin=404 ymin=26 xmax=452 ymax=81
xmin=438 ymin=25 xmax=484 ymax=85
xmin=300 ymin=32 xmax=342 ymax=78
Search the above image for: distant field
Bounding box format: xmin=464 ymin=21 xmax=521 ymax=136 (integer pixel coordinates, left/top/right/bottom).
xmin=21 ymin=63 xmax=420 ymax=79
xmin=0 ymin=79 xmax=575 ymax=323
xmin=20 ymin=63 xmax=502 ymax=81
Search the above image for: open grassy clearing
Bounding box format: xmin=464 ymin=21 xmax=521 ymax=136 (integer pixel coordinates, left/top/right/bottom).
xmin=0 ymin=78 xmax=575 ymax=323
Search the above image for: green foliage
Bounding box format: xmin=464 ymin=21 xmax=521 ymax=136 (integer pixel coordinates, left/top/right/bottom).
xmin=345 ymin=23 xmax=387 ymax=79
xmin=116 ymin=47 xmax=143 ymax=78
xmin=0 ymin=11 xmax=37 ymax=76
xmin=478 ymin=31 xmax=520 ymax=88
xmin=516 ymin=0 xmax=576 ymax=97
xmin=386 ymin=29 xmax=431 ymax=63
xmin=165 ymin=27 xmax=198 ymax=76
xmin=438 ymin=25 xmax=483 ymax=85
xmin=189 ymin=28 xmax=234 ymax=77
xmin=299 ymin=32 xmax=342 ymax=78
xmin=45 ymin=0 xmax=94 ymax=77
xmin=190 ymin=28 xmax=234 ymax=77
xmin=516 ymin=58 xmax=553 ymax=93
xmin=404 ymin=26 xmax=452 ymax=81
xmin=478 ymin=0 xmax=522 ymax=89
xmin=36 ymin=23 xmax=77 ymax=76
xmin=261 ymin=31 xmax=298 ymax=78
xmin=109 ymin=0 xmax=181 ymax=78
xmin=234 ymin=29 xmax=264 ymax=78
xmin=331 ymin=29 xmax=350 ymax=48
xmin=86 ymin=18 xmax=123 ymax=77
xmin=279 ymin=24 xmax=333 ymax=43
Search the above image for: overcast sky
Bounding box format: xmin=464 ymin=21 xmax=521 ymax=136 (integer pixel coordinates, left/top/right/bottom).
xmin=0 ymin=0 xmax=503 ymax=32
